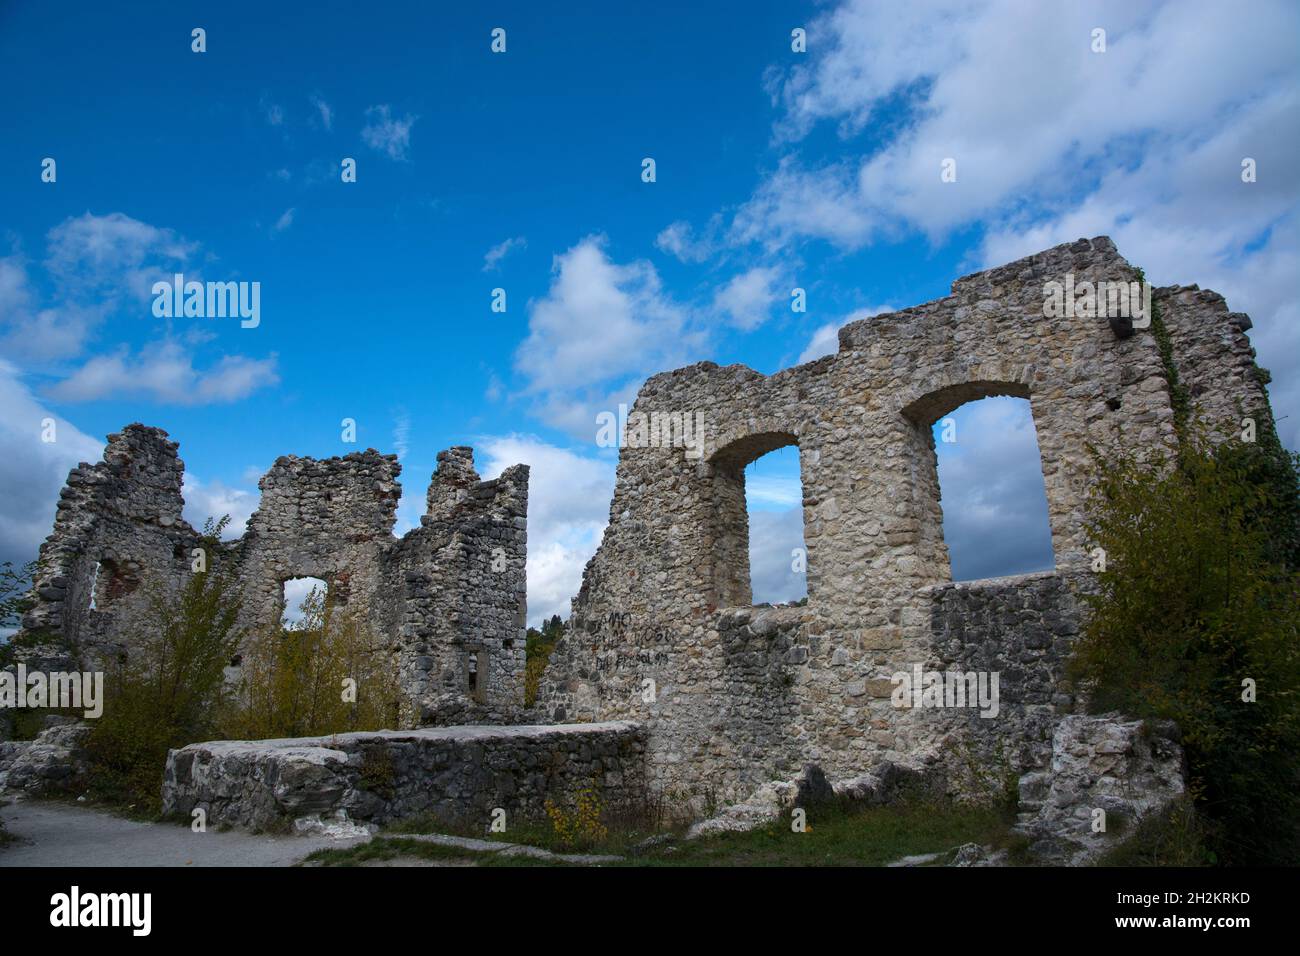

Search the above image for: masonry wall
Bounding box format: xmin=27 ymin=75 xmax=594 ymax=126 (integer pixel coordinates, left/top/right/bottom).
xmin=20 ymin=427 xmax=201 ymax=671
xmin=14 ymin=433 xmax=529 ymax=724
xmin=161 ymin=722 xmax=647 ymax=831
xmin=537 ymin=236 xmax=1272 ymax=799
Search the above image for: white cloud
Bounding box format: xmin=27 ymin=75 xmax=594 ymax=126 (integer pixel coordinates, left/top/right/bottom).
xmin=362 ymin=105 xmax=417 ymax=161
xmin=745 ymin=474 xmax=803 ymax=509
xmin=483 ymin=236 xmax=526 ymax=271
xmin=744 ymin=0 xmax=1299 ymax=248
xmin=513 ymin=236 xmax=704 ymax=439
xmin=182 ymin=473 xmax=259 ymax=539
xmin=391 ymin=410 xmax=411 ymax=462
xmin=477 ymin=435 xmax=616 ymax=625
xmin=47 ymin=342 xmax=279 ymax=405
xmin=0 ymin=360 xmax=104 ymax=569
xmin=655 ymin=219 xmax=721 ymax=263
xmin=309 ymin=93 xmax=333 ymax=131
xmin=272 ymin=208 xmax=295 ymax=233
xmin=713 ymin=266 xmax=781 ymax=331
xmin=934 ymin=396 xmax=1055 ymax=580
xmin=748 ymin=508 xmax=806 ymax=605
xmin=719 ymin=0 xmax=1300 ymax=447
xmin=795 ymin=305 xmax=893 ymax=365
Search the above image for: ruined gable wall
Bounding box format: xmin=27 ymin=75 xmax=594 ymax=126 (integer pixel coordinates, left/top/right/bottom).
xmin=235 ymin=449 xmax=402 ymax=637
xmin=20 ymin=425 xmax=202 ymax=670
xmin=16 ymin=434 xmax=528 ymax=725
xmin=390 ymin=448 xmax=530 ymax=725
xmin=538 ymin=236 xmax=1267 ymax=800
xmin=1156 ymin=285 xmax=1273 ymax=437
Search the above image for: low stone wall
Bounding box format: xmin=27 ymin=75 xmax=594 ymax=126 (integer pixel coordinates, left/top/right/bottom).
xmin=926 ymin=570 xmax=1084 ymax=778
xmin=162 ymin=722 xmax=647 ymax=832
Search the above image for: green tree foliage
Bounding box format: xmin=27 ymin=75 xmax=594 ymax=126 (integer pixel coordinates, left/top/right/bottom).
xmin=0 ymin=560 xmax=38 ymax=671
xmin=1069 ymin=425 xmax=1300 ymax=864
xmin=85 ymin=518 xmax=244 ymax=810
xmin=525 ymin=614 xmax=565 ymax=707
xmin=222 ymin=583 xmax=407 ymax=740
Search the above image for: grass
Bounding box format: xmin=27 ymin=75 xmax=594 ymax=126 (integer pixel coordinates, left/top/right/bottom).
xmin=302 ymin=837 xmax=557 ymax=867
xmin=1094 ymin=800 xmax=1214 ymax=867
xmin=312 ymin=798 xmax=1021 ymax=867
xmin=622 ymin=800 xmax=1019 ymax=867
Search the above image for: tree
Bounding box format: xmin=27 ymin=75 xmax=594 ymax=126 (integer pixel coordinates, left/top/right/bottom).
xmin=1069 ymin=425 xmax=1300 ymax=864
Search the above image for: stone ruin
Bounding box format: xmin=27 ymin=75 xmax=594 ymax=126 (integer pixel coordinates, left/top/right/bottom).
xmin=2 ymin=236 xmax=1275 ymax=856
xmin=15 ymin=434 xmax=530 ymax=725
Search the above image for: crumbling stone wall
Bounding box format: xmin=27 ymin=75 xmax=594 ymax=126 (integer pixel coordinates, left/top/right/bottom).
xmin=20 ymin=427 xmax=201 ymax=671
xmin=537 ymin=236 xmax=1273 ymax=801
xmin=161 ymin=721 xmax=647 ymax=831
xmin=385 ymin=448 xmax=530 ymax=724
xmin=14 ymin=433 xmax=530 ymax=724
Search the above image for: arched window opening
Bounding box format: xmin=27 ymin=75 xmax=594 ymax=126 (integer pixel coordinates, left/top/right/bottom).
xmin=932 ymin=395 xmax=1054 ymax=580
xmin=744 ymin=445 xmax=807 ymax=606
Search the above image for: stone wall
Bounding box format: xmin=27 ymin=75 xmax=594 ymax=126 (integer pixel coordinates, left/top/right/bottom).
xmin=161 ymin=722 xmax=647 ymax=831
xmin=925 ymin=572 xmax=1085 ymax=783
xmin=20 ymin=426 xmax=201 ymax=671
xmin=536 ymin=236 xmax=1270 ymax=799
xmin=13 ymin=434 xmax=530 ymax=724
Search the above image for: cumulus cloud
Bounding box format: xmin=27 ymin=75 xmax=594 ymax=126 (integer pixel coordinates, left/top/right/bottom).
xmin=182 ymin=473 xmax=259 ymax=539
xmin=713 ymin=266 xmax=781 ymax=331
xmin=362 ymin=105 xmax=417 ymax=161
xmin=483 ymin=236 xmax=526 ymax=271
xmin=0 ymin=361 xmax=104 ymax=569
xmin=2 ymin=212 xmax=280 ymax=407
xmin=709 ymin=0 xmax=1300 ymax=447
xmin=795 ymin=305 xmax=893 ymax=364
xmin=934 ymin=396 xmax=1055 ymax=581
xmin=477 ymin=435 xmax=616 ymax=625
xmin=655 ymin=219 xmax=722 ymax=263
xmin=748 ymin=507 xmax=807 ymax=605
xmin=48 ymin=342 xmax=279 ymax=405
xmin=513 ymin=236 xmax=704 ymax=440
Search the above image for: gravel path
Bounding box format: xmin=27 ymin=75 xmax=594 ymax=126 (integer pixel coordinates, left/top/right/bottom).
xmin=0 ymin=797 xmax=367 ymax=867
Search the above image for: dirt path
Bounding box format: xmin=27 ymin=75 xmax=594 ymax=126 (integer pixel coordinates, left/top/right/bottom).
xmin=0 ymin=797 xmax=367 ymax=867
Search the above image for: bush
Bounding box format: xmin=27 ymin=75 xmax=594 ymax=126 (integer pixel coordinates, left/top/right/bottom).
xmin=1069 ymin=424 xmax=1300 ymax=864
xmin=220 ymin=584 xmax=407 ymax=740
xmin=524 ymin=614 xmax=564 ymax=707
xmin=84 ymin=526 xmax=244 ymax=811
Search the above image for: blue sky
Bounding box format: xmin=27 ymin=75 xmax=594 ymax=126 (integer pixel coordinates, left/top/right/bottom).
xmin=2 ymin=0 xmax=1297 ymax=623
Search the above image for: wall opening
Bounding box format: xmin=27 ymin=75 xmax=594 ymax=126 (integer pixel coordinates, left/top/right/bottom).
xmin=931 ymin=395 xmax=1055 ymax=580
xmin=707 ymin=431 xmax=803 ymax=609
xmin=466 ymin=648 xmax=487 ymax=702
xmin=281 ymin=576 xmax=328 ymax=630
xmin=744 ymin=444 xmax=807 ymax=606
xmin=89 ymin=558 xmax=137 ymax=610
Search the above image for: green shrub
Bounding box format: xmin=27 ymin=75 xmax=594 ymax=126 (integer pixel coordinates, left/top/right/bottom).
xmin=84 ymin=524 xmax=244 ymax=811
xmin=524 ymin=614 xmax=564 ymax=707
xmin=1069 ymin=424 xmax=1300 ymax=864
xmin=220 ymin=584 xmax=407 ymax=740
